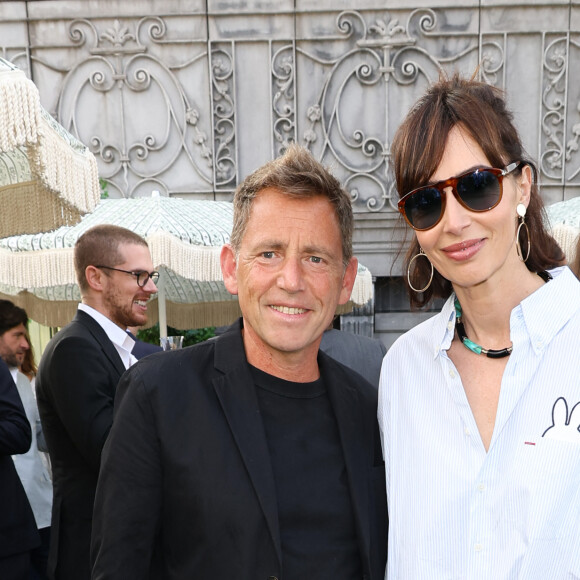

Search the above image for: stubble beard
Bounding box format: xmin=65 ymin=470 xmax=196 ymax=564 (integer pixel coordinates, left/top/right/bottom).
xmin=0 ymin=351 xmax=22 ymax=368
xmin=104 ymin=292 xmax=147 ymax=329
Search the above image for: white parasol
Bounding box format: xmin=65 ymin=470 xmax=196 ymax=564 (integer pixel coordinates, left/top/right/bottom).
xmin=0 ymin=57 xmax=100 ymax=237
xmin=545 ymin=196 xmax=580 ymax=264
xmin=0 ymin=194 xmax=373 ymax=337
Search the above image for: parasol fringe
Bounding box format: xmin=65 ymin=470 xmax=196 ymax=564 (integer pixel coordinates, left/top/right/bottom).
xmin=29 ymin=110 xmax=101 ymax=214
xmin=147 ymin=231 xmax=224 ymax=281
xmin=0 ymin=61 xmax=100 ymax=235
xmin=0 ymin=246 xmax=77 ymax=288
xmin=0 ymin=235 xmax=223 ymax=288
xmin=0 ymin=290 xmax=356 ymax=332
xmin=0 ymin=67 xmax=40 ymax=150
xmin=551 ymin=223 xmax=580 ymax=264
xmin=0 ymin=291 xmax=79 ymax=328
xmin=0 ymin=181 xmax=84 ymax=238
xmin=349 ymin=264 xmax=373 ymax=306
xmin=0 ymin=238 xmax=372 ymax=306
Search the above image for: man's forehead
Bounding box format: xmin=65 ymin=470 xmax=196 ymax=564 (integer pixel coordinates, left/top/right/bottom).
xmin=241 ymin=196 xmax=343 ymax=261
xmin=1 ymin=322 xmax=27 ymax=336
xmin=249 ymin=190 xmax=339 ymax=225
xmin=117 ymin=242 xmax=151 ymax=263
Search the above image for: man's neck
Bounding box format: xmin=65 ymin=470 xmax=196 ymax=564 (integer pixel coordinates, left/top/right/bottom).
xmin=79 ymin=302 xmax=123 ymax=329
xmin=242 ymin=331 xmax=321 ymax=382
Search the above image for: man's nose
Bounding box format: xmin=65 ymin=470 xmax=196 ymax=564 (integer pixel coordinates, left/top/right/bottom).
xmin=143 ymin=276 xmax=158 ymax=293
xmin=276 ymin=257 xmax=305 ymax=292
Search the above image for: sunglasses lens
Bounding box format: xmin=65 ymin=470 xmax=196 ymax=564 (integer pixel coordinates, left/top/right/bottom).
xmin=457 ymin=170 xmax=501 ymax=211
xmin=404 ymin=187 xmax=442 ymax=230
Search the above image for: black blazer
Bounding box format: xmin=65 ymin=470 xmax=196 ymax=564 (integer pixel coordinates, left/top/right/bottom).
xmin=126 ymin=331 xmax=162 ymax=359
xmin=0 ymin=359 xmax=39 ymax=559
xmin=36 ymin=310 xmax=125 ymax=580
xmin=92 ymin=320 xmax=388 ymax=580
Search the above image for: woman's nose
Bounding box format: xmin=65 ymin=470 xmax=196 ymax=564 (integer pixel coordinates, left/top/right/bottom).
xmin=441 ymin=188 xmax=472 ymax=234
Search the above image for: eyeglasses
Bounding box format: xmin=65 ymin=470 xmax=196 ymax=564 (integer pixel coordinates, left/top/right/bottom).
xmin=397 ymin=161 xmax=521 ymax=231
xmin=95 ymin=265 xmax=159 ymax=288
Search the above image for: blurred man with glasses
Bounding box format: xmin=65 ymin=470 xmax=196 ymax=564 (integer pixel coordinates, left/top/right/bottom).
xmin=36 ymin=225 xmax=157 ymax=580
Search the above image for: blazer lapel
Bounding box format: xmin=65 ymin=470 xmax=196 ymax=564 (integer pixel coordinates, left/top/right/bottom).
xmin=212 ymin=323 xmax=282 ymax=565
xmin=322 ymin=354 xmax=372 ymax=570
xmin=75 ymin=310 xmax=126 ymax=377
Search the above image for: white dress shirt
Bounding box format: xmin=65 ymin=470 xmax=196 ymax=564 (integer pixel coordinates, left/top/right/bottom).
xmin=10 ymin=368 xmax=53 ymax=530
xmin=378 ymin=266 xmax=580 ymax=580
xmin=78 ymin=303 xmax=137 ymax=369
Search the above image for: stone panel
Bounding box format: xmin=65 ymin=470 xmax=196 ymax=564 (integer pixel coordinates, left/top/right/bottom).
xmin=2 ymin=1 xmax=579 ymax=339
xmin=0 ymin=2 xmax=29 ymax=67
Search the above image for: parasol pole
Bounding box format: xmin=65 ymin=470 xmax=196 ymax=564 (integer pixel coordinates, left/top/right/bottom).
xmin=151 ymin=189 xmax=168 ymax=341
xmin=157 ymin=273 xmax=168 ymax=340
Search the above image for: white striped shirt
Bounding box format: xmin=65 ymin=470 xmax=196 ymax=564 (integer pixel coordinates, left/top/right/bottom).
xmin=378 ymin=266 xmax=580 ymax=580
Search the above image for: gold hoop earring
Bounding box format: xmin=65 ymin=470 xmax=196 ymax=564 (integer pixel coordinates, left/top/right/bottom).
xmin=516 ymin=203 xmax=530 ymax=262
xmin=407 ymin=248 xmax=434 ymax=293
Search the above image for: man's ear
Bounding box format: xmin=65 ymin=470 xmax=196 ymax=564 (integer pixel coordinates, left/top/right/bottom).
xmin=84 ymin=265 xmax=105 ymax=292
xmin=337 ymin=257 xmax=358 ymax=306
xmin=220 ymin=244 xmax=239 ymax=296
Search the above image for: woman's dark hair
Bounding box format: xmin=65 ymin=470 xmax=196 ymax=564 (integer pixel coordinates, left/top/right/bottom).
xmin=391 ymin=72 xmax=564 ymax=308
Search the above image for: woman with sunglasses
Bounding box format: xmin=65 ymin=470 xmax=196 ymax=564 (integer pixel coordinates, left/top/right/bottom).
xmin=378 ymin=74 xmax=580 ymax=579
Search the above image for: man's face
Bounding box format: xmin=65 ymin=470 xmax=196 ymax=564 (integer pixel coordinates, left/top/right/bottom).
xmin=221 ymin=187 xmax=357 ymax=369
xmin=0 ymin=323 xmax=29 ymax=368
xmin=100 ymin=243 xmax=158 ymax=328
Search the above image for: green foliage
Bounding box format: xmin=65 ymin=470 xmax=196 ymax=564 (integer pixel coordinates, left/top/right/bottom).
xmin=136 ymin=323 xmax=215 ymax=347
xmin=99 ymin=178 xmax=109 ymax=199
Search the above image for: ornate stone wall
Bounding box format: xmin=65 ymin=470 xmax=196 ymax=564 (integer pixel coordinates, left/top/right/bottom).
xmin=2 ymin=0 xmax=578 ymax=340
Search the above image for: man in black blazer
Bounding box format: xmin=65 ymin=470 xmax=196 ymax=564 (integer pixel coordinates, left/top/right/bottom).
xmin=0 ymin=358 xmax=39 ymax=578
xmin=36 ymin=225 xmax=158 ymax=580
xmin=92 ymin=145 xmax=388 ymax=579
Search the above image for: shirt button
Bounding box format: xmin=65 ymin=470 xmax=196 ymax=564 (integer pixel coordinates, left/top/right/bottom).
xmin=477 ymin=483 xmax=485 ymax=492
xmin=536 ymin=341 xmax=543 ymax=349
xmin=447 ymin=321 xmax=454 ymax=331
xmin=474 ymin=543 xmax=483 ymax=552
xmin=449 ymin=369 xmax=456 ymax=378
xmin=464 ymin=427 xmax=470 ymax=436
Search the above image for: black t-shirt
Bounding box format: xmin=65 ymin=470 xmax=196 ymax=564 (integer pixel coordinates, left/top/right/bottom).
xmin=251 ymin=364 xmax=362 ymax=580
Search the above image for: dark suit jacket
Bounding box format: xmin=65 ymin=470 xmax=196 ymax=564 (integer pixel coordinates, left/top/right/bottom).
xmin=91 ymin=320 xmax=388 ymax=580
xmin=0 ymin=359 xmax=39 ymax=559
xmin=320 ymin=329 xmax=387 ymax=389
xmin=126 ymin=331 xmax=162 ymax=359
xmin=36 ymin=310 xmax=125 ymax=580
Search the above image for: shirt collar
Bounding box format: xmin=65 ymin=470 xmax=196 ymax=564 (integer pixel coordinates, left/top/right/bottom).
xmin=515 ymin=266 xmax=580 ymax=355
xmin=9 ymin=366 xmax=18 ymax=384
xmin=78 ymin=303 xmax=136 ymax=354
xmin=433 ymin=294 xmax=456 ymax=359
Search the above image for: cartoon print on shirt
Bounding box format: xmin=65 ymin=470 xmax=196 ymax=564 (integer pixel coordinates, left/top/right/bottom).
xmin=542 ymin=397 xmax=580 ymax=443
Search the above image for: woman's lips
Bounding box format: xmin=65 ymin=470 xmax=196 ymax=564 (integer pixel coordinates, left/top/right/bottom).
xmin=441 ymin=238 xmax=485 ymax=261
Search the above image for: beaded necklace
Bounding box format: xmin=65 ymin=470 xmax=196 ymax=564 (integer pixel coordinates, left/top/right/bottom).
xmin=454 ymin=270 xmax=552 ymax=359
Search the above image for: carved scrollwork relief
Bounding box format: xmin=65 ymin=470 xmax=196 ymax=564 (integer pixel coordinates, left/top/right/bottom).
xmin=3 ymin=4 xmax=577 ymax=203
xmin=37 ymin=16 xmax=212 ymax=198
xmin=210 ymin=42 xmax=236 ymax=189
xmin=272 ymin=43 xmax=296 ymax=156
